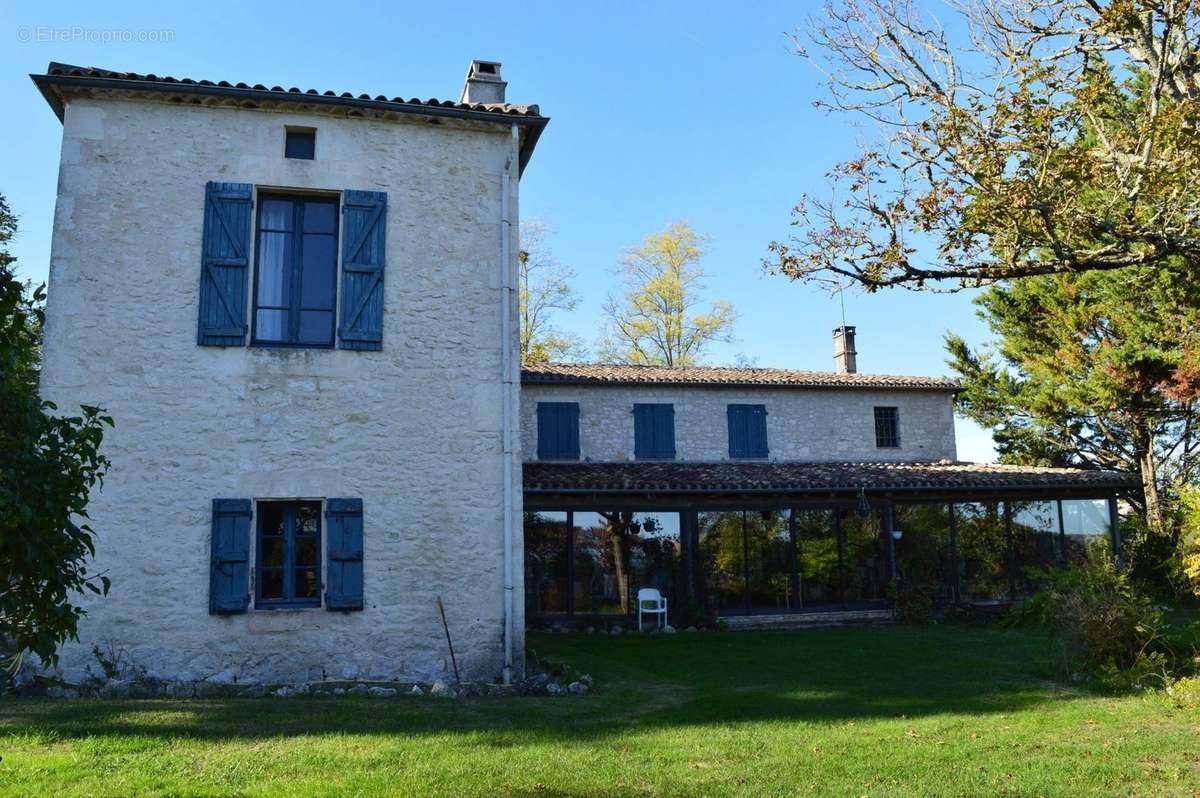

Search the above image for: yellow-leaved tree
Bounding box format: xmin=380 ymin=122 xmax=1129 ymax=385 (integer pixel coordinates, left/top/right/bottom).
xmin=599 ymin=221 xmax=735 ymax=366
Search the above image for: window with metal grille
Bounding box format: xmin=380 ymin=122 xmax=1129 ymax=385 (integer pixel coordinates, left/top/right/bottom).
xmin=874 ymin=406 xmax=900 ymax=448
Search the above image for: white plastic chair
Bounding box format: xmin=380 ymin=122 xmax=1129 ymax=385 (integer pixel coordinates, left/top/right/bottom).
xmin=637 ymin=587 xmax=668 ymax=631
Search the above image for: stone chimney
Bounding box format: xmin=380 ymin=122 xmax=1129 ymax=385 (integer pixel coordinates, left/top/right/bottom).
xmin=459 ymin=60 xmax=506 ymax=105
xmin=833 ymin=325 xmax=857 ymax=374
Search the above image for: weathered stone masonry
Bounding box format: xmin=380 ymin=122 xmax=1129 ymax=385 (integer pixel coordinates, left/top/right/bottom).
xmin=520 ymin=383 xmax=958 ymax=463
xmin=39 ymin=96 xmax=525 ymax=684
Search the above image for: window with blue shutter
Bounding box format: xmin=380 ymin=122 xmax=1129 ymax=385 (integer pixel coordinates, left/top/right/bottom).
xmin=209 ymin=499 xmax=251 ymax=614
xmin=338 ymin=191 xmax=387 ymax=351
xmin=537 ymin=402 xmax=580 ymax=460
xmin=325 ymin=498 xmax=364 ymax=611
xmin=728 ymin=404 xmax=769 ymax=458
xmin=634 ymin=403 xmax=676 ymax=460
xmin=251 ymin=195 xmax=339 ymax=347
xmin=255 ymin=501 xmax=322 ymax=608
xmin=197 ymin=182 xmax=253 ymax=346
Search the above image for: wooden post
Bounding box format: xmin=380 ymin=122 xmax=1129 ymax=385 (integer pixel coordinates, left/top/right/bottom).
xmin=1003 ymin=502 xmax=1016 ymax=601
xmin=881 ymin=499 xmax=897 ymax=583
xmin=1108 ymin=495 xmax=1122 ymax=565
xmin=947 ymin=503 xmax=960 ymax=605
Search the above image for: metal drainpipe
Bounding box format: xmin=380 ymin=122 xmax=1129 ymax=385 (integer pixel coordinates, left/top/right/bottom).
xmin=500 ymin=124 xmax=519 ymax=684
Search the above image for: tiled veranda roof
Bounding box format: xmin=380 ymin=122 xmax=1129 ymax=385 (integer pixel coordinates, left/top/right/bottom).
xmin=522 ymin=460 xmax=1138 ymax=495
xmin=520 ymin=363 xmax=961 ymax=391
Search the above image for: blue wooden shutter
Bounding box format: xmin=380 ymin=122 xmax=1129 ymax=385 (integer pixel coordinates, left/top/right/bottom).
xmin=338 ymin=191 xmax=387 ymax=351
xmin=197 ymin=182 xmax=253 ymax=346
xmin=728 ymin=405 xmax=748 ymax=458
xmin=209 ymin=499 xmax=251 ymax=613
xmin=657 ymin=405 xmax=676 ymax=458
xmin=634 ymin=404 xmax=653 ymax=459
xmin=538 ymin=403 xmax=580 ymax=460
xmin=561 ymin=403 xmax=581 ymax=459
xmin=635 ymin=404 xmax=675 ymax=459
xmin=325 ymin=498 xmax=364 ymax=610
xmin=748 ymin=405 xmax=768 ymax=457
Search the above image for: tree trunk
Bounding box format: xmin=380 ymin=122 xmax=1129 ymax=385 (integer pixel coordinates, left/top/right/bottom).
xmin=1139 ymin=446 xmax=1164 ymax=536
xmin=1133 ymin=422 xmax=1164 ymax=536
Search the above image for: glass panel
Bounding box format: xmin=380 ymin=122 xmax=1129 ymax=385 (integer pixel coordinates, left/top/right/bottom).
xmin=573 ymin=512 xmax=628 ymax=615
xmin=956 ymin=503 xmax=1009 ymax=601
xmin=698 ymin=511 xmax=746 ymax=615
xmin=298 ymin=310 xmax=334 ymax=345
xmin=295 ymin=537 xmax=317 ymax=567
xmin=259 ymin=503 xmax=286 ymax=537
xmin=1062 ymin=499 xmax=1110 ymax=535
xmin=256 ymin=231 xmax=291 ymax=308
xmin=746 ymin=510 xmax=793 ymax=610
xmin=295 ymin=568 xmax=319 ymax=599
xmin=260 ymin=568 xmax=284 ymax=600
xmin=260 ymin=199 xmax=294 ymax=231
xmin=300 ymin=234 xmax=336 ymax=308
xmin=303 ymin=201 xmax=336 ymax=234
xmin=260 ymin=537 xmax=284 ymax=568
xmin=295 ymin=502 xmax=320 ymax=534
xmin=894 ymin=503 xmax=953 ymax=604
xmin=841 ymin=512 xmax=885 ymax=603
xmin=1062 ymin=499 xmax=1112 ymax=562
xmin=628 ymin=512 xmax=683 ymax=613
xmin=1010 ymin=500 xmax=1060 ymax=596
xmin=524 ymin=512 xmax=569 ymax=616
xmin=796 ymin=509 xmax=840 ymax=608
xmin=255 ymin=309 xmax=288 ymax=342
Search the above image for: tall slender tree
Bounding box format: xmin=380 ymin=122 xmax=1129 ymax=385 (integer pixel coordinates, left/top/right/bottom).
xmin=599 ymin=221 xmax=735 ymax=366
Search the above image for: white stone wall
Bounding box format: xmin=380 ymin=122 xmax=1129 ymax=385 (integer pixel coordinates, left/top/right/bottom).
xmin=40 ymin=96 xmax=524 ymax=684
xmin=520 ymin=383 xmax=958 ymax=463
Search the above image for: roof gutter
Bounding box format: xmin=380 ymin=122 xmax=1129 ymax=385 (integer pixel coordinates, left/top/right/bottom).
xmin=523 ymin=481 xmax=1138 ymax=496
xmin=30 ymin=72 xmax=549 ymax=175
xmin=520 ymin=377 xmax=963 ymax=393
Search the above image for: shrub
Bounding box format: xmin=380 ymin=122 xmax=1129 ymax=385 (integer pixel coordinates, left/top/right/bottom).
xmin=888 ymin=577 xmax=935 ymax=624
xmin=1009 ymin=543 xmax=1183 ymax=688
xmin=1178 ymin=486 xmax=1200 ymax=601
xmin=1166 ymin=675 xmax=1200 ymax=709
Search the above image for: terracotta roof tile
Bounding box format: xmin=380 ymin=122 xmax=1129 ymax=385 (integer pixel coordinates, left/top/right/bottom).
xmin=523 ymin=460 xmax=1137 ymax=494
xmin=32 ymin=62 xmax=548 ymax=174
xmin=520 ymin=362 xmax=961 ymax=391
xmin=35 ymin=62 xmax=543 ymax=118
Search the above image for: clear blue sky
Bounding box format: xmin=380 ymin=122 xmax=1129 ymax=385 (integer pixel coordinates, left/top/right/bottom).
xmin=3 ymin=0 xmax=996 ymax=460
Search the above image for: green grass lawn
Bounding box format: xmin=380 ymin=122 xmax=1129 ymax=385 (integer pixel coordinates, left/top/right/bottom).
xmin=2 ymin=624 xmax=1198 ymax=797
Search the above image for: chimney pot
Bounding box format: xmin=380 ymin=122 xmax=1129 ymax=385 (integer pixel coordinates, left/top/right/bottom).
xmin=459 ymin=59 xmax=506 ymax=105
xmin=833 ymin=325 xmax=857 ymax=374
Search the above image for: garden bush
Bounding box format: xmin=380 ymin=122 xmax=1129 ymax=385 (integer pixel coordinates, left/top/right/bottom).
xmin=1009 ymin=543 xmax=1197 ymax=690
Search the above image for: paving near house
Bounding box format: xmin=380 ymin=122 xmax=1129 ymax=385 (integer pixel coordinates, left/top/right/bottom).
xmin=2 ymin=624 xmax=1197 ymax=796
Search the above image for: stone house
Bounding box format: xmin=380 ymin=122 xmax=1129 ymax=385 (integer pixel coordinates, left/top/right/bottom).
xmin=31 ymin=61 xmax=1134 ymax=685
xmin=33 ymin=60 xmax=544 ymax=685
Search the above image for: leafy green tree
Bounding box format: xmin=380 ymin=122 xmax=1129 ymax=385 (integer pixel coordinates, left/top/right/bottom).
xmin=0 ymin=193 xmax=113 ymax=683
xmin=946 ymin=263 xmax=1200 ymax=543
xmin=600 ymin=222 xmax=735 ymax=365
xmin=769 ymin=1 xmax=1200 ymax=290
xmin=519 ymin=219 xmax=585 ymax=363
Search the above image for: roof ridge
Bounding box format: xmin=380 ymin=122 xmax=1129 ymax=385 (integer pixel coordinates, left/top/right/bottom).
xmin=520 ymin=361 xmax=961 ymax=390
